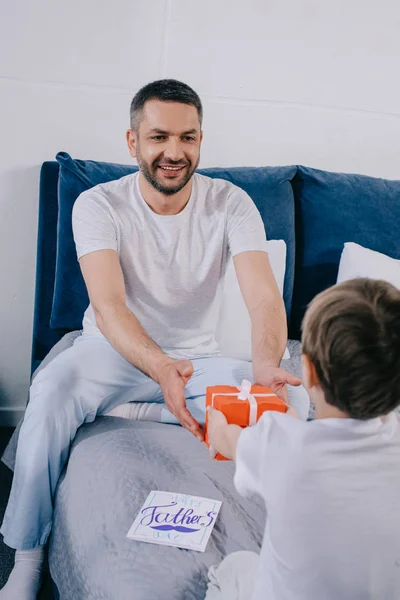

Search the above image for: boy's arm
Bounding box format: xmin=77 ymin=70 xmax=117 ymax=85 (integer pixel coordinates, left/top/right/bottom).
xmin=207 ymin=407 xmax=242 ymax=460
xmin=208 ymin=406 xmax=300 ymax=461
xmin=208 ymin=406 xmax=300 ymax=499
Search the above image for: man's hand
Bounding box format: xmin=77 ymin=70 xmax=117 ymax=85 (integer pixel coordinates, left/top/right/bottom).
xmin=254 ymin=366 xmax=302 ymax=404
xmin=157 ymin=359 xmax=204 ymax=441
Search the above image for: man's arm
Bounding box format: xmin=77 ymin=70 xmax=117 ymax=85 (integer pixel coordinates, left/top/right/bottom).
xmin=233 ymin=251 xmax=286 ymax=373
xmin=79 ymin=249 xmax=203 ymax=439
xmin=233 ymin=251 xmax=301 ymax=401
xmin=80 ymin=249 xmax=167 ymax=378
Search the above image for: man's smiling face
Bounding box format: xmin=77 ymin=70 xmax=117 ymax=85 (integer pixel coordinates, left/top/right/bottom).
xmin=128 ymin=99 xmax=202 ymax=196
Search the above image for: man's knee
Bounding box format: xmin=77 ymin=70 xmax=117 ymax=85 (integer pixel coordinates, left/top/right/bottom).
xmin=198 ymin=357 xmax=253 ymax=386
xmin=28 ymin=362 xmax=88 ymax=425
xmin=27 ymin=376 xmax=70 ymax=422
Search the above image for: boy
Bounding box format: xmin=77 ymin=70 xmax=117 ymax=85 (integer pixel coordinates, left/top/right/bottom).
xmin=206 ymin=278 xmax=400 ymax=600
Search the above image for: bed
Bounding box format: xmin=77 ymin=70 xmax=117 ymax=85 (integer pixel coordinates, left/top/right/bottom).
xmin=2 ymin=157 xmax=305 ymax=599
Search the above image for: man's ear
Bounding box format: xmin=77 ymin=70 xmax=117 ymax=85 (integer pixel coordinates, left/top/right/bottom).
xmin=302 ymin=354 xmax=320 ymax=389
xmin=126 ymin=129 xmax=137 ymax=159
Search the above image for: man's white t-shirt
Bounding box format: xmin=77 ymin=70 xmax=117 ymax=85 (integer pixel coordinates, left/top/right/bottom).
xmin=72 ymin=172 xmax=268 ymax=358
xmin=235 ymin=411 xmax=400 ymax=600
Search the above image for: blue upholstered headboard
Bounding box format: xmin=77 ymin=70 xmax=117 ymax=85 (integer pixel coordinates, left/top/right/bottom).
xmin=31 ymin=162 xmax=66 ymax=373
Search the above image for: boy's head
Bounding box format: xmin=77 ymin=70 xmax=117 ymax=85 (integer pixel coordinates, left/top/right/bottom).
xmin=302 ymin=278 xmax=400 ymax=419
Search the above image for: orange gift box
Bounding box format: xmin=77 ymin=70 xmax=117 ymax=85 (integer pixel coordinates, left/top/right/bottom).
xmin=205 ymin=379 xmax=287 ymax=460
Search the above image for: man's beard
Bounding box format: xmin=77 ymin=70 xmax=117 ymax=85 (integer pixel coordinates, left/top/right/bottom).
xmin=136 ymin=146 xmax=199 ymax=196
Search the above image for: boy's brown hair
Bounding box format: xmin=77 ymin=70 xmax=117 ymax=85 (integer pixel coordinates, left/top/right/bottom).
xmin=302 ymin=278 xmax=400 ymax=419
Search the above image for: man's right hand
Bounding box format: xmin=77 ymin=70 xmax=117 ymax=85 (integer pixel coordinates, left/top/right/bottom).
xmin=157 ymin=359 xmax=204 ymax=441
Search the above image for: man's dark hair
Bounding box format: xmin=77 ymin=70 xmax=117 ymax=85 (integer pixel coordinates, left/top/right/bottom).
xmin=130 ymin=79 xmax=203 ymax=131
xmin=302 ymin=278 xmax=400 ymax=419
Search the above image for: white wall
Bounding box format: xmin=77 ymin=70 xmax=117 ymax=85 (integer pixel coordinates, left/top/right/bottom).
xmin=1 ymin=0 xmax=400 ymax=425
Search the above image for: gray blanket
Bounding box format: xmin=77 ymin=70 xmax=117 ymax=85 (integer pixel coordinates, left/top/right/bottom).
xmin=51 ymin=418 xmax=265 ymax=600
xmin=2 ymin=335 xmax=307 ymax=599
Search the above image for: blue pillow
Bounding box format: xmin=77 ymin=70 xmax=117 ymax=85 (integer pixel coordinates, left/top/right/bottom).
xmin=51 ymin=153 xmax=297 ymax=331
xmin=290 ymin=166 xmax=400 ymax=339
xmin=50 ymin=152 xmax=138 ymax=330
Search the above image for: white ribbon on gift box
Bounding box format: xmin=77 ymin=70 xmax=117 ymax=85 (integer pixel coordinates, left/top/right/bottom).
xmin=211 ymin=379 xmax=276 ymax=427
xmin=237 ymin=379 xmax=258 ymax=426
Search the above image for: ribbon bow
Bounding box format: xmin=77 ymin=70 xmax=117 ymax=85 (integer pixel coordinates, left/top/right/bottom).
xmin=237 ymin=379 xmax=258 ymax=426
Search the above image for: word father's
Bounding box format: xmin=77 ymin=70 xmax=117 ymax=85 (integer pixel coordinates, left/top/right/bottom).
xmin=127 ymin=491 xmax=222 ymax=551
xmin=140 ymin=501 xmax=218 ymax=533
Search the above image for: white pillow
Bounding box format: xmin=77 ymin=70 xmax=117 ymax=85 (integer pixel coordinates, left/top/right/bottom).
xmin=215 ymin=240 xmax=290 ymax=362
xmin=337 ymin=242 xmax=400 ymax=289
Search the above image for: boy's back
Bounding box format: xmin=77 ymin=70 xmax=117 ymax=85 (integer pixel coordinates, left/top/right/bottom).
xmin=207 ymin=278 xmax=400 ymax=599
xmin=235 ymin=410 xmax=400 ymax=600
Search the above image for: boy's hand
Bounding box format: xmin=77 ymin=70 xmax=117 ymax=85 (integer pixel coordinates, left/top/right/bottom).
xmin=207 ymin=406 xmax=228 ymax=458
xmin=207 ymin=407 xmax=242 ymax=460
xmin=207 ymin=407 xmax=229 ymax=458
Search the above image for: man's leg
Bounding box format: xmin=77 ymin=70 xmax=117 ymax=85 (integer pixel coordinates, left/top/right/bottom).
xmin=0 ymin=335 xmax=159 ymax=597
xmin=205 ymin=551 xmax=260 ymax=600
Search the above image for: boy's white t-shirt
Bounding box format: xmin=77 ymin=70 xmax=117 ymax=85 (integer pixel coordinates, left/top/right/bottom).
xmin=235 ymin=411 xmax=400 ymax=600
xmin=72 ymin=172 xmax=268 ymax=359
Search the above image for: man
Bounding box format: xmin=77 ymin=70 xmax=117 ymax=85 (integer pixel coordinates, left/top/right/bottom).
xmin=0 ymin=79 xmax=309 ymax=600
